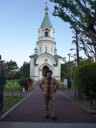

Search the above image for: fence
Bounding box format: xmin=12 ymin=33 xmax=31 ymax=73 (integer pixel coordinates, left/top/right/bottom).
xmin=0 ymin=93 xmax=23 ymax=115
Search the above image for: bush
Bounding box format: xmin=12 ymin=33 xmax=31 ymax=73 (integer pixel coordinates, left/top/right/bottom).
xmin=6 ymin=72 xmax=22 ymax=80
xmin=19 ymin=77 xmax=29 ymax=90
xmin=7 ymin=72 xmax=16 ymax=80
xmin=73 ymin=63 xmax=96 ymax=98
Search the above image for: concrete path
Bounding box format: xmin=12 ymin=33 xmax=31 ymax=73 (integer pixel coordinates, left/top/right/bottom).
xmin=0 ymin=122 xmax=96 ymax=128
xmin=0 ymin=87 xmax=96 ymax=127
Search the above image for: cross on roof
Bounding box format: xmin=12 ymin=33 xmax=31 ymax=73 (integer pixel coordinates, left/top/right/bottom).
xmin=45 ymin=2 xmax=47 ymax=6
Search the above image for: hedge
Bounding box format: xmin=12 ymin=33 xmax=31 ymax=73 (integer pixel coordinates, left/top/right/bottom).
xmin=18 ymin=77 xmax=29 ymax=90
xmin=73 ymin=63 xmax=96 ymax=98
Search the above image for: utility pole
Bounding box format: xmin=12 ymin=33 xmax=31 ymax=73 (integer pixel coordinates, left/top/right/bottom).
xmin=68 ymin=53 xmax=73 ymax=88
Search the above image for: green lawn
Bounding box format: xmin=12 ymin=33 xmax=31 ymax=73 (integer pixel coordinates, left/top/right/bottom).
xmin=6 ymin=80 xmax=19 ymax=86
xmin=0 ymin=95 xmax=26 ymax=116
xmin=4 ymin=87 xmax=23 ymax=92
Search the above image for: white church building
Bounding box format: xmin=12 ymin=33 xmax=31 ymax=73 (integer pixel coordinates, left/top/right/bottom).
xmin=29 ymin=6 xmax=62 ymax=81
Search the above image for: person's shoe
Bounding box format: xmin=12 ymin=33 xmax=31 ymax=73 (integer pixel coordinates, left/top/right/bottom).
xmin=52 ymin=116 xmax=57 ymax=120
xmin=45 ymin=115 xmax=49 ymax=119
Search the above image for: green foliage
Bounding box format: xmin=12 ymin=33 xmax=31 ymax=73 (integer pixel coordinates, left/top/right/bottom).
xmin=6 ymin=71 xmax=22 ymax=80
xmin=49 ymin=0 xmax=96 ymax=59
xmin=50 ymin=0 xmax=96 ymax=34
xmin=73 ymin=63 xmax=96 ymax=98
xmin=20 ymin=63 xmax=30 ymax=78
xmin=61 ymin=63 xmax=70 ymax=81
xmin=7 ymin=72 xmax=16 ymax=80
xmin=15 ymin=72 xmax=22 ymax=79
xmin=7 ymin=60 xmax=18 ymax=71
xmin=19 ymin=77 xmax=29 ymax=90
xmin=79 ymin=57 xmax=94 ymax=65
xmin=61 ymin=63 xmax=70 ymax=87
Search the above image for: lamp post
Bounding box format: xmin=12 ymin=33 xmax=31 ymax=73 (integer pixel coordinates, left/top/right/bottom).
xmin=68 ymin=53 xmax=73 ymax=88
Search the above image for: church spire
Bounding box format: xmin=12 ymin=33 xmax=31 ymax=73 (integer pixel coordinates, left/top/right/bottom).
xmin=45 ymin=2 xmax=49 ymax=14
xmin=40 ymin=3 xmax=52 ymax=29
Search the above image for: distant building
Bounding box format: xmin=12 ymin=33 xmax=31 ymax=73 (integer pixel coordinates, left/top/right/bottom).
xmin=23 ymin=61 xmax=29 ymax=65
xmin=29 ymin=6 xmax=62 ymax=81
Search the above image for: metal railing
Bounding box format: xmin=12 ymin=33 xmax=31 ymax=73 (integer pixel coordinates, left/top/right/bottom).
xmin=0 ymin=94 xmax=23 ymax=114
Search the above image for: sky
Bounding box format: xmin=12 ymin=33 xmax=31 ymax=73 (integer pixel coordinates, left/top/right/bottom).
xmin=0 ymin=0 xmax=85 ymax=67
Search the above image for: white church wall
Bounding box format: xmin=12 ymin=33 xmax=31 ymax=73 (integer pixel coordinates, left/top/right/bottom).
xmin=49 ymin=28 xmax=54 ymax=39
xmin=36 ymin=54 xmax=56 ymax=66
xmin=34 ymin=66 xmax=39 ymax=81
xmin=37 ymin=40 xmax=55 ymax=56
xmin=30 ymin=58 xmax=34 ymax=79
xmin=38 ymin=28 xmax=54 ymax=39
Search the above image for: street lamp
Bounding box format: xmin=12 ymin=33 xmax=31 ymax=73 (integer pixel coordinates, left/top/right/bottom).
xmin=67 ymin=53 xmax=73 ymax=88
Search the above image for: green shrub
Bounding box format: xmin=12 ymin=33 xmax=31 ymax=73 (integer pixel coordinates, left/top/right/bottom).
xmin=73 ymin=63 xmax=96 ymax=98
xmin=19 ymin=77 xmax=29 ymax=90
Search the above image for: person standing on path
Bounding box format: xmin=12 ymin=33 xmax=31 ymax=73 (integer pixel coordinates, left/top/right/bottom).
xmin=27 ymin=78 xmax=32 ymax=91
xmin=39 ymin=70 xmax=59 ymax=120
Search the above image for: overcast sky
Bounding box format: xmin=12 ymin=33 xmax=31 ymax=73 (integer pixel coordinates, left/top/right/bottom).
xmin=0 ymin=0 xmax=85 ymax=67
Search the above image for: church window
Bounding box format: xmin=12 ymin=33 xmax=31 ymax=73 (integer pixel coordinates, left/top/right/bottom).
xmin=45 ymin=47 xmax=47 ymax=52
xmin=45 ymin=32 xmax=48 ymax=37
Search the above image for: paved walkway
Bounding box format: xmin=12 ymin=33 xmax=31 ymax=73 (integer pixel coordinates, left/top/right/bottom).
xmin=0 ymin=87 xmax=96 ymax=127
xmin=0 ymin=122 xmax=96 ymax=128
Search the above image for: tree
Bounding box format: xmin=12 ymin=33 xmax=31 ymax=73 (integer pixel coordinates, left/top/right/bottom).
xmin=49 ymin=0 xmax=96 ymax=60
xmin=79 ymin=57 xmax=93 ymax=65
xmin=0 ymin=55 xmax=4 ymax=64
xmin=7 ymin=60 xmax=18 ymax=71
xmin=20 ymin=63 xmax=30 ymax=78
xmin=61 ymin=63 xmax=70 ymax=81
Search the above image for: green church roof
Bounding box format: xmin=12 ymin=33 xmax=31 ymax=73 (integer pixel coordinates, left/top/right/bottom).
xmin=40 ymin=6 xmax=52 ymax=29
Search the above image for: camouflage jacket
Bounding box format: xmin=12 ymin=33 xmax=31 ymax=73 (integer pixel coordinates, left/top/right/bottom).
xmin=39 ymin=77 xmax=59 ymax=97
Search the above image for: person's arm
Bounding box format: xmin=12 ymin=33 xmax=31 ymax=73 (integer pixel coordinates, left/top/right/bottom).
xmin=39 ymin=79 xmax=44 ymax=91
xmin=54 ymin=78 xmax=59 ymax=92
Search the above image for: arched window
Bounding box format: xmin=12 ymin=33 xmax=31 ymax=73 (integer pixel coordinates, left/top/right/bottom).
xmin=45 ymin=31 xmax=48 ymax=37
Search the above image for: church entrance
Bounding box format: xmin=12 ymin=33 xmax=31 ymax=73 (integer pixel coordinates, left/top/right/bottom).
xmin=42 ymin=66 xmax=49 ymax=77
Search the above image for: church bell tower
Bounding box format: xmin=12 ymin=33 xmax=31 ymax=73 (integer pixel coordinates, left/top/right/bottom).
xmin=36 ymin=5 xmax=56 ymax=56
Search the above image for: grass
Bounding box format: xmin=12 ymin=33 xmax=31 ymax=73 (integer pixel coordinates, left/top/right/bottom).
xmin=70 ymin=96 xmax=96 ymax=112
xmin=58 ymin=87 xmax=67 ymax=91
xmin=6 ymin=80 xmax=19 ymax=86
xmin=4 ymin=87 xmax=23 ymax=92
xmin=0 ymin=95 xmax=26 ymax=116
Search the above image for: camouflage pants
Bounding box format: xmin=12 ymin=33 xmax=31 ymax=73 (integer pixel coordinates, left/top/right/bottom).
xmin=44 ymin=94 xmax=56 ymax=117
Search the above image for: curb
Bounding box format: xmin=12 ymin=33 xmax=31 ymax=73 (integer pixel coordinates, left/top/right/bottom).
xmin=0 ymin=92 xmax=32 ymax=120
